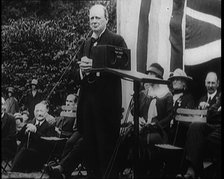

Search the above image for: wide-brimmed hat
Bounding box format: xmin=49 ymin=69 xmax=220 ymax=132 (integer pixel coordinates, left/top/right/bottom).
xmin=168 ymin=68 xmax=192 ymax=81
xmin=14 ymin=113 xmax=23 ymax=120
xmin=31 ymin=79 xmax=38 ymax=85
xmin=7 ymin=87 xmax=14 ymax=93
xmin=146 ymin=63 xmax=164 ymax=79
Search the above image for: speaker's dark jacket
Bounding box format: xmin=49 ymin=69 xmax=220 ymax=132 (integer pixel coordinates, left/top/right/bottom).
xmin=73 ymin=28 xmax=127 ymax=177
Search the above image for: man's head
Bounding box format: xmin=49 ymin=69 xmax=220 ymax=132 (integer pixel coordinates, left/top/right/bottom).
xmin=89 ymin=4 xmax=108 ymax=34
xmin=7 ymin=87 xmax=14 ymax=97
xmin=66 ymin=94 xmax=77 ymax=107
xmin=205 ymin=72 xmax=219 ymax=94
xmin=34 ymin=102 xmax=48 ymax=122
xmin=31 ymin=79 xmax=38 ymax=90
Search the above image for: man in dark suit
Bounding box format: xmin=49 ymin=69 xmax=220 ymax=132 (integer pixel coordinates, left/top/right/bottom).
xmin=177 ymin=73 xmax=221 ymax=179
xmin=198 ymin=72 xmax=220 ymax=109
xmin=11 ymin=102 xmax=56 ymax=172
xmin=1 ymin=97 xmax=17 ymax=162
xmin=73 ymin=4 xmax=127 ymax=178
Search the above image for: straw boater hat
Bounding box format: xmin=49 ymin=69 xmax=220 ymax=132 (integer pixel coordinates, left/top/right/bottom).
xmin=14 ymin=113 xmax=23 ymax=122
xmin=168 ymin=68 xmax=192 ymax=81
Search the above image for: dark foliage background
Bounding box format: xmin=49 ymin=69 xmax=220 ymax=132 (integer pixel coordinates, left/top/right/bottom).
xmin=1 ymin=0 xmax=117 ymax=113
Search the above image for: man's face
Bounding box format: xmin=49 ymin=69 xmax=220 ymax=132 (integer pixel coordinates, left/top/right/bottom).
xmin=205 ymin=72 xmax=219 ymax=94
xmin=89 ymin=5 xmax=108 ymax=34
xmin=66 ymin=95 xmax=76 ymax=107
xmin=34 ymin=103 xmax=47 ymax=121
xmin=172 ymin=78 xmax=186 ymax=90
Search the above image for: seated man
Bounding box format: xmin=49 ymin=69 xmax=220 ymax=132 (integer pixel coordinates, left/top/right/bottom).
xmin=198 ymin=72 xmax=220 ymax=110
xmin=177 ymin=72 xmax=221 ymax=179
xmin=54 ymin=94 xmax=78 ymax=138
xmin=11 ymin=101 xmax=57 ymax=172
xmin=1 ymin=97 xmax=17 ymax=162
xmin=46 ymin=93 xmax=84 ymax=179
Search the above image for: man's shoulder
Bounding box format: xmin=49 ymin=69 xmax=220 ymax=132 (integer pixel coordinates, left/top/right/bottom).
xmin=102 ymin=29 xmax=126 ymax=47
xmin=105 ymin=29 xmax=124 ymax=40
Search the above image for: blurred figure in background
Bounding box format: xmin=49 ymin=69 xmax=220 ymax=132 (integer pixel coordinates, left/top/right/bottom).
xmin=5 ymin=87 xmax=19 ymax=115
xmin=1 ymin=97 xmax=17 ymax=163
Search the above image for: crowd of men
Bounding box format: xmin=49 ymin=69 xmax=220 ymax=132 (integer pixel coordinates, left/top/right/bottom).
xmin=1 ymin=3 xmax=221 ymax=179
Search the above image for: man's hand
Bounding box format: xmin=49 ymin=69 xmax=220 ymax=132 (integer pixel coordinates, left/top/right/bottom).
xmin=25 ymin=123 xmax=37 ymax=133
xmin=78 ymin=56 xmax=93 ymax=74
xmin=139 ymin=117 xmax=146 ymax=130
xmin=198 ymin=101 xmax=210 ymax=109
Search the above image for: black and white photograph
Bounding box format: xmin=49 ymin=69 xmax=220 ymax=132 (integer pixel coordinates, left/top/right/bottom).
xmin=1 ymin=0 xmax=221 ymax=179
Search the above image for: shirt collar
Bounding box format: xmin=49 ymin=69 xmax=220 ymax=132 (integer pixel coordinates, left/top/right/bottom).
xmin=91 ymin=27 xmax=106 ymax=40
xmin=35 ymin=120 xmax=45 ymax=126
xmin=207 ymin=90 xmax=217 ymax=100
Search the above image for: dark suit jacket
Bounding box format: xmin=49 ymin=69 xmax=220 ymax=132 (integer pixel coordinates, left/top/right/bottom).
xmin=12 ymin=118 xmax=57 ymax=172
xmin=55 ymin=116 xmax=76 ymax=138
xmin=198 ymin=91 xmax=220 ymax=108
xmin=1 ymin=113 xmax=17 ymax=159
xmin=75 ymin=29 xmax=127 ymax=135
xmin=73 ymin=29 xmax=127 ymax=177
xmin=17 ymin=118 xmax=57 ymax=151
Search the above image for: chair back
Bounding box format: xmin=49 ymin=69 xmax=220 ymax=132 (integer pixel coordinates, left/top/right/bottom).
xmin=60 ymin=105 xmax=77 ymax=118
xmin=175 ymin=108 xmax=207 ymax=123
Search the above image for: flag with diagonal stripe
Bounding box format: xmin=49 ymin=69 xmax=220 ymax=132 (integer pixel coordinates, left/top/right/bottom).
xmin=117 ymin=0 xmax=221 ymax=120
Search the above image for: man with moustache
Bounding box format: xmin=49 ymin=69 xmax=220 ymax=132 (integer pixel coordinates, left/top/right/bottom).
xmin=11 ymin=101 xmax=56 ymax=172
xmin=74 ymin=4 xmax=127 ymax=178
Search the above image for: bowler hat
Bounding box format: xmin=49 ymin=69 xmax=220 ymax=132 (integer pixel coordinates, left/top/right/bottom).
xmin=146 ymin=63 xmax=164 ymax=79
xmin=168 ymin=68 xmax=192 ymax=81
xmin=31 ymin=79 xmax=38 ymax=85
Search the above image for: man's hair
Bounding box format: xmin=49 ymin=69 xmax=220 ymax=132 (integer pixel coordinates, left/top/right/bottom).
xmin=206 ymin=71 xmax=219 ymax=82
xmin=90 ymin=4 xmax=108 ymax=20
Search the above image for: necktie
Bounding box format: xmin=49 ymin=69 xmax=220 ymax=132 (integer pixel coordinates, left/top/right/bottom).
xmin=207 ymin=96 xmax=212 ymax=104
xmin=36 ymin=121 xmax=40 ymax=128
